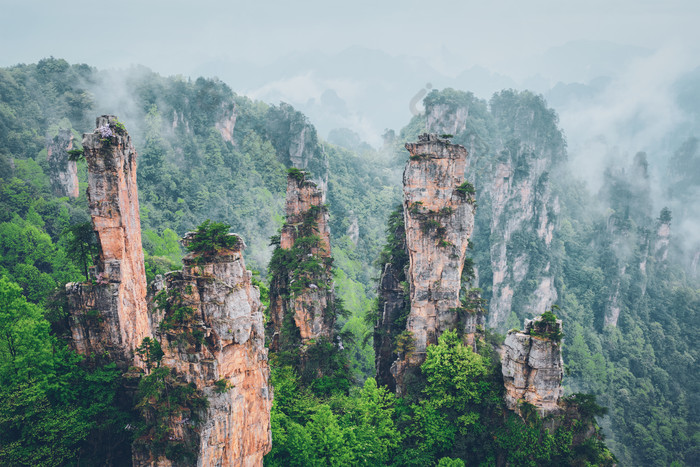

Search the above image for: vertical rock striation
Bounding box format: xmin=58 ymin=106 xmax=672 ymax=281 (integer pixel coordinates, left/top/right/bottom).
xmin=66 ymin=116 xmax=271 ymax=466
xmin=501 ymin=315 xmax=564 ymax=415
xmin=425 ymin=90 xmax=564 ymax=330
xmin=484 ymin=141 xmax=560 ymax=329
xmin=215 ymin=103 xmax=237 ymax=144
xmin=66 ymin=116 xmax=151 ymax=364
xmin=268 ymin=171 xmax=335 ymax=350
xmin=374 ymin=212 xmax=409 ymax=391
xmin=391 ymin=134 xmax=475 ymax=394
xmin=137 ymin=236 xmax=271 ymax=466
xmin=46 ymin=128 xmax=79 ymax=198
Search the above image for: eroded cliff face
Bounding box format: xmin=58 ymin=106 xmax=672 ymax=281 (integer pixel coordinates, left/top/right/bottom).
xmin=427 ymin=104 xmax=469 ymax=137
xmin=484 ymin=143 xmax=560 ymax=328
xmin=66 ymin=115 xmax=271 ymax=466
xmin=501 ymin=315 xmax=564 ymax=416
xmin=46 ymin=128 xmax=79 ymax=198
xmin=215 ymin=105 xmax=237 ymax=144
xmin=390 ymin=134 xmax=476 ymax=394
xmin=654 ymin=218 xmax=671 ymax=262
xmin=137 ymin=237 xmax=271 ymax=466
xmin=599 ymin=155 xmax=665 ymax=327
xmin=426 ymin=92 xmax=564 ymax=330
xmin=66 ymin=116 xmax=151 ymax=364
xmin=268 ymin=171 xmax=334 ymax=351
xmin=374 ymin=212 xmax=409 ymax=391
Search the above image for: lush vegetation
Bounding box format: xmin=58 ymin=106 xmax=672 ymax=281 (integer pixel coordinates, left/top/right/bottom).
xmin=420 ymin=87 xmax=700 ymax=466
xmin=184 ymin=219 xmax=239 ymax=254
xmin=0 ymin=60 xmax=697 ymax=465
xmin=267 ymin=328 xmax=615 ymax=466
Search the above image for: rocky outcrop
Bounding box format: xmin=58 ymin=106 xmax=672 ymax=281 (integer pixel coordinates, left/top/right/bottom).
xmin=268 ymin=170 xmax=335 ymax=351
xmin=46 ymin=128 xmax=79 ymax=198
xmin=427 ymin=104 xmax=469 ymax=137
xmin=654 ymin=215 xmax=671 ymax=262
xmin=390 ymin=134 xmax=476 ymax=394
xmin=66 ymin=116 xmax=271 ymax=466
xmin=501 ymin=314 xmax=564 ymax=416
xmin=136 ymin=236 xmax=271 ymax=466
xmin=346 ymin=211 xmax=359 ymax=246
xmin=265 ymin=103 xmax=323 ymax=171
xmin=374 ymin=255 xmax=409 ymax=392
xmin=484 ymin=142 xmax=560 ymax=329
xmin=425 ymin=90 xmax=564 ymax=331
xmin=66 ymin=116 xmax=151 ymax=364
xmin=215 ymin=105 xmax=237 ymax=143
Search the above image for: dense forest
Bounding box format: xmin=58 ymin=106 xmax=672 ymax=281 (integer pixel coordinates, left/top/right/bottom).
xmin=0 ymin=58 xmax=697 ymax=465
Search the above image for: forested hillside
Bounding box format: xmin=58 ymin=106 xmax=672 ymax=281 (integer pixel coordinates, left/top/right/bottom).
xmin=0 ymin=58 xmax=697 ymax=465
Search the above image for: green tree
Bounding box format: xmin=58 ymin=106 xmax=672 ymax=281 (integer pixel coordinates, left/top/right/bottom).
xmin=185 ymin=219 xmax=239 ymax=254
xmin=0 ymin=276 xmax=55 ymax=388
xmin=62 ymin=221 xmax=97 ymax=278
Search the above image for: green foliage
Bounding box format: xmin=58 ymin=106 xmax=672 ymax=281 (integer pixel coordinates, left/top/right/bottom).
xmin=136 ymin=337 xmax=164 ymax=371
xmin=455 ymin=181 xmax=475 ymax=196
xmin=420 ymin=330 xmax=493 ymax=431
xmin=395 ymin=330 xmax=416 ymax=357
xmin=266 ymin=373 xmax=400 ymax=467
xmin=134 ymin=366 xmax=208 ymax=463
xmin=0 ymin=276 xmax=135 ymax=465
xmin=302 ymin=337 xmax=352 ymax=397
xmin=214 ymin=378 xmax=233 ymax=393
xmin=0 ymin=276 xmax=55 ymax=388
xmin=529 ymin=309 xmax=563 ymax=342
xmin=0 ymin=59 xmax=688 ymax=466
xmin=437 ymin=457 xmax=464 ymax=467
xmin=564 ymin=393 xmax=608 ymax=422
xmin=185 ymin=219 xmax=239 ymax=254
xmin=62 ymin=221 xmax=97 ymax=278
xmin=287 ymin=167 xmax=306 ymax=183
xmin=66 ymin=148 xmax=84 ymax=161
xmin=154 ymin=287 xmax=199 ymax=341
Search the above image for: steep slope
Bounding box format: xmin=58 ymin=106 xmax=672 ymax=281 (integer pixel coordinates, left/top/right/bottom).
xmin=268 ymin=170 xmax=335 ymax=351
xmin=425 ymin=89 xmax=564 ymax=330
xmin=64 ymin=116 xmax=271 ymax=466
xmin=66 ymin=115 xmax=151 ymax=365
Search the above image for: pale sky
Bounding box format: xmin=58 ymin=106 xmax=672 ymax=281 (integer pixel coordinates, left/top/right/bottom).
xmin=2 ymin=0 xmax=698 ymax=79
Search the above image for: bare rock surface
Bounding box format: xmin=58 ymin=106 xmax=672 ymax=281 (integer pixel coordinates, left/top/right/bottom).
xmin=141 ymin=241 xmax=271 ymax=466
xmin=501 ymin=316 xmax=564 ymax=415
xmin=66 ymin=116 xmax=271 ymax=466
xmin=268 ymin=171 xmax=334 ymax=350
xmin=391 ymin=134 xmax=475 ymax=394
xmin=67 ymin=116 xmax=151 ymax=364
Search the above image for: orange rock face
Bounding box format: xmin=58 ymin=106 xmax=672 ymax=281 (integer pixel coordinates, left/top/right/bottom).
xmin=268 ymin=172 xmax=334 ymax=350
xmin=67 ymin=116 xmax=151 ymax=364
xmin=140 ymin=241 xmax=271 ymax=466
xmin=391 ymin=134 xmax=476 ymax=394
xmin=66 ymin=116 xmax=271 ymax=466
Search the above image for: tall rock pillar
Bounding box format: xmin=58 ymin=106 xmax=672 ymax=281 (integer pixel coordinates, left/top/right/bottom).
xmin=501 ymin=314 xmax=564 ymax=416
xmin=268 ymin=170 xmax=334 ymax=351
xmin=135 ymin=236 xmax=272 ymax=466
xmin=391 ymin=134 xmax=476 ymax=394
xmin=66 ymin=115 xmax=150 ymax=364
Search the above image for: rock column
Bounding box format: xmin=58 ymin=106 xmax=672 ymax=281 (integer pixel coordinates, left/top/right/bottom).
xmin=137 ymin=237 xmax=271 ymax=466
xmin=501 ymin=315 xmax=564 ymax=415
xmin=66 ymin=115 xmax=150 ymax=364
xmin=391 ymin=134 xmax=475 ymax=394
xmin=268 ymin=171 xmax=334 ymax=350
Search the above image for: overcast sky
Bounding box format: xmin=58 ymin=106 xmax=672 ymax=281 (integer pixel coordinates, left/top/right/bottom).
xmin=2 ymin=0 xmax=698 ymax=79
